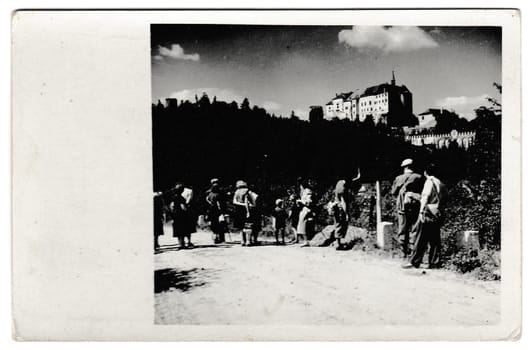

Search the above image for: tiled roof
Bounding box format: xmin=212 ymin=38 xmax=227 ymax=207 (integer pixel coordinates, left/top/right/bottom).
xmin=334 ymin=91 xmax=354 ymax=100
xmin=361 ymin=83 xmax=410 ymax=97
xmin=326 ymin=82 xmax=411 ymax=104
xmin=418 ymin=108 xmax=454 ymax=116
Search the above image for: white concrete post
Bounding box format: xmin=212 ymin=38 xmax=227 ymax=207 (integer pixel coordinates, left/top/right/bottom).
xmin=376 ymin=180 xmax=394 ymax=250
xmin=457 ymin=230 xmax=480 ymax=250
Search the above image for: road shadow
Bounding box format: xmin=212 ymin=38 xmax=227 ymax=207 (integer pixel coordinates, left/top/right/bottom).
xmin=155 ymin=243 xmax=236 ymax=254
xmin=154 ymin=268 xmax=209 ymax=293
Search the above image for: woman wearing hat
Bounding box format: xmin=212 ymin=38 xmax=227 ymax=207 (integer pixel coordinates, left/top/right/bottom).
xmin=296 ymin=182 xmax=315 ymax=247
xmin=232 ymin=180 xmax=260 ymax=246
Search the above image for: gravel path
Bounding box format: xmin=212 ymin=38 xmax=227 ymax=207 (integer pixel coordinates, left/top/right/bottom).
xmin=154 ymin=229 xmax=500 ymax=325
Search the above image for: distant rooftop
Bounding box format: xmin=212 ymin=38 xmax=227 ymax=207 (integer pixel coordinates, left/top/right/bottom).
xmin=418 ymin=108 xmax=454 ymax=116
xmin=361 ymin=83 xmax=410 ymax=97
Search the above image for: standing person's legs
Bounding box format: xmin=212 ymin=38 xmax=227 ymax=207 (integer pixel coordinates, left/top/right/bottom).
xmin=154 ymin=236 xmax=159 ymax=250
xmin=234 ymin=207 xmax=247 ymax=246
xmin=185 ymin=234 xmax=193 ymax=247
xmin=407 ymin=207 xmax=420 ymax=253
xmin=173 ymin=224 xmax=185 ymax=248
xmin=240 ymin=229 xmax=247 ymax=246
xmin=297 ymin=207 xmax=309 ymax=245
xmin=219 ymin=218 xmax=226 ymax=243
xmin=290 ymin=224 xmax=298 ymax=243
xmin=280 ymin=227 xmax=285 ymax=244
xmin=428 ymin=222 xmax=442 ymax=268
xmin=210 ymin=218 xmax=218 ymax=243
xmin=397 ymin=212 xmax=409 ymax=257
xmin=186 ymin=213 xmax=196 ymax=247
xmin=251 ymin=216 xmax=260 ymax=245
xmin=335 ymin=220 xmax=347 ymax=250
xmin=409 ymin=220 xmax=428 ymax=267
xmin=154 ymin=221 xmax=163 ymax=250
xmin=409 ymin=219 xmax=420 ymax=251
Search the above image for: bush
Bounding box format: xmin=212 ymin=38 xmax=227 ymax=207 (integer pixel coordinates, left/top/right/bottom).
xmin=442 ymin=178 xmax=501 ymax=256
xmin=447 ymin=249 xmax=500 ymax=280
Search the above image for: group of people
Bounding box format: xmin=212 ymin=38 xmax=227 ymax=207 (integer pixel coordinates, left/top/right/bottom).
xmin=153 ymin=170 xmax=361 ymax=251
xmin=154 ymin=159 xmax=447 ymax=269
xmin=391 ymin=159 xmax=447 ymax=269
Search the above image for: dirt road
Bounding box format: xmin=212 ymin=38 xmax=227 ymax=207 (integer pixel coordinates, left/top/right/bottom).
xmin=154 ymin=228 xmax=500 ymax=325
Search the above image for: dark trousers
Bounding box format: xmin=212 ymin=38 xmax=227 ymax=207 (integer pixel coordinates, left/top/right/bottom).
xmin=397 ymin=210 xmax=419 ymax=256
xmin=172 ymin=223 xmax=185 ymax=247
xmin=250 ymin=217 xmax=260 ymax=243
xmin=410 ymin=220 xmax=441 ymax=268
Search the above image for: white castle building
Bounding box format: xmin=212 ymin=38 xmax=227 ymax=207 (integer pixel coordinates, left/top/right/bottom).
xmin=324 ymin=72 xmax=415 ymax=127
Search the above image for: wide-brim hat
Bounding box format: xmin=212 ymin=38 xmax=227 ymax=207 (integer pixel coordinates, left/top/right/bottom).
xmin=401 ymin=158 xmax=413 ymax=167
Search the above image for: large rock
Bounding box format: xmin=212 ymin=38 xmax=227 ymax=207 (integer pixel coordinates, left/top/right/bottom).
xmin=310 ymin=225 xmax=369 ymax=249
xmin=339 ymin=226 xmax=367 ymax=249
xmin=309 ymin=225 xmax=336 ymax=247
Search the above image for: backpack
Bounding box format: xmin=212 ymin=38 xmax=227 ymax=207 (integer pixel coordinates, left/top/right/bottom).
xmin=398 ymin=175 xmax=421 ymax=213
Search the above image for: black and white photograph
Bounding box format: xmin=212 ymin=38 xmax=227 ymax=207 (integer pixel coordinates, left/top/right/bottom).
xmin=151 ymin=24 xmax=503 ymax=325
xmin=10 ymin=8 xmax=521 ymax=341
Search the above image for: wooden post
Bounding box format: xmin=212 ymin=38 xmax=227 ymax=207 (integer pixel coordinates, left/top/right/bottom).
xmin=376 ymin=181 xmax=382 ymax=228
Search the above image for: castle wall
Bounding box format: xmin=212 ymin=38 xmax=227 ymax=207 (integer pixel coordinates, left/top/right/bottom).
xmin=405 ymin=131 xmax=476 ymax=150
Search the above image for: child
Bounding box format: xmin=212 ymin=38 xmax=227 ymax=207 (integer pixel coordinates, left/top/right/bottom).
xmin=272 ymin=199 xmax=288 ymax=245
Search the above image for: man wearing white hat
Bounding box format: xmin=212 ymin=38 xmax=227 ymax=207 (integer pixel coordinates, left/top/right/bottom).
xmin=391 ymin=158 xmax=425 ymax=258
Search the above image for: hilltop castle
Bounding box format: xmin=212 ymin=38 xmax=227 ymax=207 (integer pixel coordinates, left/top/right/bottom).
xmin=323 ymin=72 xmax=416 ymax=127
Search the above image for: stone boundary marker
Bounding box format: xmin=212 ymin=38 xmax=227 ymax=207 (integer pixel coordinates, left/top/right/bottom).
xmin=375 ymin=181 xmax=394 ymax=250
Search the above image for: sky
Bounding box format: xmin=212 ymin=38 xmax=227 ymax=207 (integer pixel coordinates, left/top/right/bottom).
xmin=151 ymin=25 xmax=501 ymax=120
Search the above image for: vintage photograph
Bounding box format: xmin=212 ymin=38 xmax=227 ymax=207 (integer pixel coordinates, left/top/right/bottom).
xmin=151 ymin=24 xmax=502 ymax=325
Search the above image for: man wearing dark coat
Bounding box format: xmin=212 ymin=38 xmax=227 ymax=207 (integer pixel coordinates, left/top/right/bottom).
xmin=391 ymin=159 xmax=425 ymax=258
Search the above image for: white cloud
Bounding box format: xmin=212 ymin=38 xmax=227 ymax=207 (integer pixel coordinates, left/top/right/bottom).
xmin=338 ymin=26 xmax=439 ymax=54
xmin=155 ymin=44 xmax=200 ymax=62
xmin=169 ymin=88 xmax=244 ymax=104
xmin=435 ymin=94 xmax=491 ymax=119
xmin=262 ymin=101 xmax=281 ymax=111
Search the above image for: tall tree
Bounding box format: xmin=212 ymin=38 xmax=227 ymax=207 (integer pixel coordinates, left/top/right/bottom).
xmin=240 ymin=97 xmax=251 ymax=111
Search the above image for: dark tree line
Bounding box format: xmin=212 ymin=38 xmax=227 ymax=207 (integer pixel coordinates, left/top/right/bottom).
xmin=152 ymin=94 xmax=424 ymax=192
xmin=152 ymin=88 xmax=501 ymax=215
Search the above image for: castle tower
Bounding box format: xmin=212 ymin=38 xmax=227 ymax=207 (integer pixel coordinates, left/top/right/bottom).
xmin=391 ymin=70 xmax=396 ymax=86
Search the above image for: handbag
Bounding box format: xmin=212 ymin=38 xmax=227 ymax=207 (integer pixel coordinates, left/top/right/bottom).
xmin=398 ymin=174 xmax=421 ymax=213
